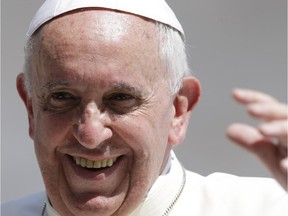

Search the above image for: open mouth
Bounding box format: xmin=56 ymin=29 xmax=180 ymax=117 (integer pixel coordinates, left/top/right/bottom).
xmin=73 ymin=156 xmax=118 ymax=169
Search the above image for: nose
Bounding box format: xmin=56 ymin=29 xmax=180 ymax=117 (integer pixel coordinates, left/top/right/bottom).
xmin=73 ymin=103 xmax=112 ymax=149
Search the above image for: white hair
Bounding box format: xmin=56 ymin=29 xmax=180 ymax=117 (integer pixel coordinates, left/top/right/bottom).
xmin=23 ymin=20 xmax=190 ymax=95
xmin=156 ymin=22 xmax=190 ymax=94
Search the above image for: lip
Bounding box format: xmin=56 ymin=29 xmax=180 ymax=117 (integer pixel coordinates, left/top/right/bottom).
xmin=65 ymin=154 xmax=125 ymax=180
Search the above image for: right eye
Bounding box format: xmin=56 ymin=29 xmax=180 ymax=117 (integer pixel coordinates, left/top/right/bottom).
xmin=47 ymin=92 xmax=80 ymax=110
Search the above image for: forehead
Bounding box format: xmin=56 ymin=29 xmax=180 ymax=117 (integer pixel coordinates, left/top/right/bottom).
xmin=31 ymin=9 xmax=165 ymax=86
xmin=41 ymin=9 xmax=158 ymax=43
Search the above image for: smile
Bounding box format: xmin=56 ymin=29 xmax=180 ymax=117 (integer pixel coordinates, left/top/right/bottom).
xmin=73 ymin=156 xmax=118 ymax=169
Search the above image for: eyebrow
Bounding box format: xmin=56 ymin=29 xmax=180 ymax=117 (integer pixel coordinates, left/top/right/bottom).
xmin=40 ymin=80 xmax=71 ymax=92
xmin=40 ymin=80 xmax=146 ymax=97
xmin=111 ymin=83 xmax=144 ymax=97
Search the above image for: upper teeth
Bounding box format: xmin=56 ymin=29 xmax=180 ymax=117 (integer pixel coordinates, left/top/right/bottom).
xmin=73 ymin=156 xmax=117 ymax=169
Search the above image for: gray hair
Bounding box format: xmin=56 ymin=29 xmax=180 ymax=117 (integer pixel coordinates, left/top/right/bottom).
xmin=156 ymin=22 xmax=190 ymax=94
xmin=23 ymin=21 xmax=190 ymax=95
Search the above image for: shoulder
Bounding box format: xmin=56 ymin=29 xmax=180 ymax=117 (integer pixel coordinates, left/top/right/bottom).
xmin=186 ymin=171 xmax=284 ymax=191
xmin=191 ymin=172 xmax=286 ymax=198
xmin=1 ymin=192 xmax=46 ymax=216
xmin=173 ymin=171 xmax=288 ymax=216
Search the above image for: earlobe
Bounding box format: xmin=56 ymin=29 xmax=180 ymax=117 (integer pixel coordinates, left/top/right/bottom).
xmin=168 ymin=77 xmax=201 ymax=146
xmin=16 ymin=73 xmax=35 ymax=139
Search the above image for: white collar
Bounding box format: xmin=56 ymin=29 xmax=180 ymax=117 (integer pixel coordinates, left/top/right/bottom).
xmin=130 ymin=152 xmax=185 ymax=216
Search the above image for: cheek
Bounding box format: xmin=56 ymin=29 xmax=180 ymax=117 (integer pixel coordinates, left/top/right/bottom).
xmin=33 ymin=113 xmax=76 ymax=185
xmin=115 ymin=106 xmax=173 ymax=160
xmin=33 ymin=111 xmax=76 ymax=151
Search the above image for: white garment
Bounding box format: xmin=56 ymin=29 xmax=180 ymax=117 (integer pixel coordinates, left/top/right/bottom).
xmin=2 ymin=154 xmax=287 ymax=216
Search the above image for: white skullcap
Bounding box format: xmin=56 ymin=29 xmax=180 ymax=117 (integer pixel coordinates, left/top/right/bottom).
xmin=27 ymin=0 xmax=184 ymax=38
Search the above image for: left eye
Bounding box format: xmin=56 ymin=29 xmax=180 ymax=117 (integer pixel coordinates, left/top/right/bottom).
xmin=105 ymin=93 xmax=139 ymax=114
xmin=110 ymin=93 xmax=133 ymax=101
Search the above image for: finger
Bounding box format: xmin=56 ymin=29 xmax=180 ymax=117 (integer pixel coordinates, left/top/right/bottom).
xmin=259 ymin=121 xmax=288 ymax=138
xmin=259 ymin=121 xmax=288 ymax=147
xmin=226 ymin=123 xmax=278 ymax=170
xmin=232 ymin=88 xmax=277 ymax=105
xmin=227 ymin=123 xmax=287 ymax=188
xmin=247 ymin=103 xmax=288 ymax=120
xmin=226 ymin=123 xmax=283 ymax=163
xmin=227 ymin=123 xmax=265 ymax=148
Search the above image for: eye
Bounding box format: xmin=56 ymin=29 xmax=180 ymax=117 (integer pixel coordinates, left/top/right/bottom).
xmin=47 ymin=92 xmax=80 ymax=110
xmin=110 ymin=93 xmax=133 ymax=101
xmin=52 ymin=92 xmax=74 ymax=100
xmin=105 ymin=93 xmax=140 ymax=114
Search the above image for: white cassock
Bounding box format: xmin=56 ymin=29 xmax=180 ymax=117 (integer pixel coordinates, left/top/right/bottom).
xmin=2 ymin=152 xmax=287 ymax=216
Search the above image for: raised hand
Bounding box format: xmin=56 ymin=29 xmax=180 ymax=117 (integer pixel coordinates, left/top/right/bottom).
xmin=227 ymin=89 xmax=287 ymax=190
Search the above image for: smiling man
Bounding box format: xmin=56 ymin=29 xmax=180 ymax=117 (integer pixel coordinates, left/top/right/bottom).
xmin=1 ymin=0 xmax=288 ymax=216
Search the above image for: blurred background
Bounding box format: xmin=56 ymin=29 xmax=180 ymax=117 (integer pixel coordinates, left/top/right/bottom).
xmin=1 ymin=0 xmax=286 ymax=202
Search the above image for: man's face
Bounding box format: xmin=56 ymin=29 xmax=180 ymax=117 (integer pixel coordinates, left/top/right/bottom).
xmin=27 ymin=10 xmax=177 ymax=216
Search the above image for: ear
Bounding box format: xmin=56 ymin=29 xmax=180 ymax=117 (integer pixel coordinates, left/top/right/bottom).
xmin=16 ymin=73 xmax=35 ymax=139
xmin=168 ymin=77 xmax=201 ymax=146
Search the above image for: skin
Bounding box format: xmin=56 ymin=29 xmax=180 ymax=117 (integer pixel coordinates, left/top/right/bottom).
xmin=227 ymin=89 xmax=288 ymax=190
xmin=17 ymin=10 xmax=200 ymax=216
